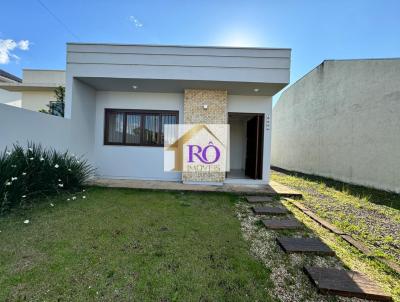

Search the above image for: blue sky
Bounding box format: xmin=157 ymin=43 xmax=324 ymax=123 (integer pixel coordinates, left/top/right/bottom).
xmin=1 ymin=0 xmax=399 ymax=103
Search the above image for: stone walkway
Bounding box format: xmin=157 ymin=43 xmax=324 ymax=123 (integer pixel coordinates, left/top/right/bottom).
xmin=245 ymin=196 xmax=392 ymax=301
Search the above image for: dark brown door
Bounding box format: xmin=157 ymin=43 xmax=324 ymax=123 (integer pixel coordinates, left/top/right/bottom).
xmin=245 ymin=115 xmax=264 ymax=179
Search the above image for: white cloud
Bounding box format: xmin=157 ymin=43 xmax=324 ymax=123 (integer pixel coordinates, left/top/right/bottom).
xmin=0 ymin=40 xmax=17 ymax=64
xmin=0 ymin=39 xmax=30 ymax=64
xmin=129 ymin=16 xmax=143 ymax=28
xmin=18 ymin=40 xmax=30 ymax=50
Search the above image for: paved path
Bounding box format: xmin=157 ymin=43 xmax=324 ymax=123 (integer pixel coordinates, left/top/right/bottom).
xmin=246 ymin=195 xmax=392 ymax=301
xmin=89 ymin=178 xmax=302 ymax=197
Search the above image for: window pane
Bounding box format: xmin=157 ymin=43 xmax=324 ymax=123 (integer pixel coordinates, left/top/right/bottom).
xmin=107 ymin=112 xmax=124 ymax=143
xmin=126 ymin=114 xmax=141 ymax=144
xmin=161 ymin=114 xmax=178 ymax=145
xmin=143 ymin=114 xmax=160 ymax=145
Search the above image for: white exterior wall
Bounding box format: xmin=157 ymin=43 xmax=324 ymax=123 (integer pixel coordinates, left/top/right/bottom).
xmin=0 ymin=103 xmax=70 ymax=152
xmin=228 ymin=95 xmax=272 ymax=183
xmin=94 ymin=91 xmax=183 ymax=180
xmin=272 ymin=59 xmax=400 ymax=193
xmin=229 ymin=119 xmax=246 ymax=170
xmin=70 ymin=79 xmax=96 ymax=161
xmin=93 ymin=92 xmax=272 ymax=182
xmin=0 ymin=89 xmax=21 ymax=107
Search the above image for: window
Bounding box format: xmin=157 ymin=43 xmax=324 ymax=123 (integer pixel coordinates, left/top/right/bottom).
xmin=104 ymin=109 xmax=178 ymax=146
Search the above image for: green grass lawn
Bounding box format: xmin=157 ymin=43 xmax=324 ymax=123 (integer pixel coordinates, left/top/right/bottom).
xmin=271 ymin=169 xmax=400 ymax=265
xmin=0 ymin=188 xmax=274 ymax=301
xmin=271 ymin=168 xmax=400 ymax=299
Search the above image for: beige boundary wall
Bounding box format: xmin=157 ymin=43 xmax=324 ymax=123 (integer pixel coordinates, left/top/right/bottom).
xmin=272 ymin=59 xmax=400 ymax=193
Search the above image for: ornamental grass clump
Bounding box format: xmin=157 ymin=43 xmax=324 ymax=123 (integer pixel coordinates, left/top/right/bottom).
xmin=0 ymin=143 xmax=93 ymax=213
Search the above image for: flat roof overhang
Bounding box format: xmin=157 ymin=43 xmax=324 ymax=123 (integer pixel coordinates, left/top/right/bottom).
xmin=0 ymin=83 xmax=59 ymax=92
xmin=77 ymin=77 xmax=287 ymax=96
xmin=68 ymin=43 xmax=291 ymax=96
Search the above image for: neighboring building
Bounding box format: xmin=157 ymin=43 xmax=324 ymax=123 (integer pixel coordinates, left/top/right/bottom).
xmin=0 ymin=69 xmax=65 ymax=112
xmin=0 ymin=69 xmax=22 ymax=107
xmin=272 ymin=59 xmax=400 ymax=193
xmin=65 ymin=43 xmax=291 ymax=184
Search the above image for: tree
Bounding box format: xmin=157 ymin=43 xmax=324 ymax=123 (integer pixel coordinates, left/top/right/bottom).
xmin=38 ymin=86 xmax=65 ymax=117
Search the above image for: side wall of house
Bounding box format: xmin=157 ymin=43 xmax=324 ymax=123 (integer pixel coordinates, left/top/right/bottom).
xmin=272 ymin=59 xmax=400 ymax=193
xmin=69 ymin=79 xmax=97 ymax=162
xmin=94 ymin=91 xmax=183 ymax=180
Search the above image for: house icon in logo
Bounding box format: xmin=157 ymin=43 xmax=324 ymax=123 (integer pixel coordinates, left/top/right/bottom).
xmin=166 ymin=124 xmax=226 ymax=172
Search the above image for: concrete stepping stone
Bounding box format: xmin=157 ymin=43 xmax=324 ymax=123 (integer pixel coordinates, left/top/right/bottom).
xmin=252 ymin=206 xmax=288 ymax=215
xmin=276 ymin=237 xmax=335 ymax=255
xmin=262 ymin=218 xmax=303 ymax=230
xmin=246 ymin=195 xmax=274 ymax=203
xmin=304 ymin=266 xmax=392 ymax=301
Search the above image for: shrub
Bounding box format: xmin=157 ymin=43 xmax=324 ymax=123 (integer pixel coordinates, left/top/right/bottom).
xmin=0 ymin=143 xmax=94 ymax=213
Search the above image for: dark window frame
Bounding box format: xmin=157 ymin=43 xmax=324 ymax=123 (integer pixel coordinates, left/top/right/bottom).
xmin=104 ymin=108 xmax=179 ymax=147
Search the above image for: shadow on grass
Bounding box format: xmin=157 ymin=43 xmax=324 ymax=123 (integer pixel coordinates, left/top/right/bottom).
xmin=271 ymin=167 xmax=400 ymax=211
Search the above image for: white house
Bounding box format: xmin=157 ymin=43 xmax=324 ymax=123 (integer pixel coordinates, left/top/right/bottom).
xmin=0 ymin=43 xmax=290 ymax=186
xmin=0 ymin=69 xmax=22 ymax=107
xmin=0 ymin=69 xmax=65 ymax=112
xmin=66 ymin=43 xmax=291 ymax=184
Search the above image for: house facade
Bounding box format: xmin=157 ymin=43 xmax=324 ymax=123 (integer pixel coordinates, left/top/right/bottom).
xmin=0 ymin=69 xmax=65 ymax=112
xmin=66 ymin=43 xmax=291 ymax=185
xmin=0 ymin=69 xmax=22 ymax=107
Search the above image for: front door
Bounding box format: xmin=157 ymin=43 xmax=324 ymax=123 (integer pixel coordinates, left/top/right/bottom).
xmin=245 ymin=115 xmax=264 ymax=179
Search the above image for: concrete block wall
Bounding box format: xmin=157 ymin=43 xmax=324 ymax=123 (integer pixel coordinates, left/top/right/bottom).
xmin=272 ymin=59 xmax=400 ymax=193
